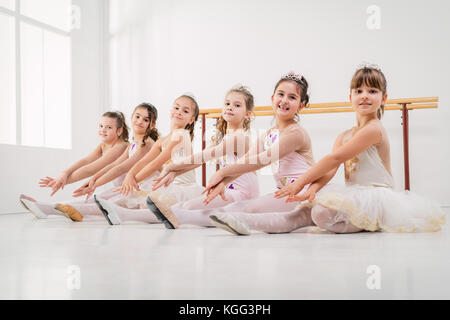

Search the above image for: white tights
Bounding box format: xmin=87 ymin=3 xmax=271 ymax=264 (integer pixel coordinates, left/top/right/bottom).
xmin=172 ymin=192 xmax=299 ymax=227
xmin=221 ymin=204 xmax=363 ymax=234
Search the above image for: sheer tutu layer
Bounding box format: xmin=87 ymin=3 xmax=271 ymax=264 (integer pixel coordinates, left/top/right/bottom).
xmin=304 ymin=184 xmax=446 ymax=233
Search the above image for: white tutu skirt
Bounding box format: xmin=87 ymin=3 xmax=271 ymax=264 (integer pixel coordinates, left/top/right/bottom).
xmin=305 ymin=184 xmax=446 ymax=233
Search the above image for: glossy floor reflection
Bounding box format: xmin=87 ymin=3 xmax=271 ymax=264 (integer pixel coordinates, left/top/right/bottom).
xmin=0 ymin=212 xmax=449 ymax=300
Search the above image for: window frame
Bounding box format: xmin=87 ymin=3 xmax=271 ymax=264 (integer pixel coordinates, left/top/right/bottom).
xmin=0 ymin=0 xmax=72 ymax=148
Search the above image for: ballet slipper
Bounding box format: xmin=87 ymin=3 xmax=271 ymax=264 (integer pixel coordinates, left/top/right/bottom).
xmin=94 ymin=195 xmax=121 ymax=225
xmin=146 ymin=193 xmax=179 ymax=229
xmin=21 ymin=199 xmax=48 ymax=219
xmin=209 ymin=214 xmax=251 ymax=236
xmin=19 ymin=194 xmax=35 ymax=212
xmin=54 ymin=204 xmax=84 ymax=222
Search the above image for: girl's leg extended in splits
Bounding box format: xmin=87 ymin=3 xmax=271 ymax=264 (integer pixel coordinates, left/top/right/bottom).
xmin=310 ymin=204 xmax=363 ymax=234
xmin=215 ymin=205 xmax=315 ymax=234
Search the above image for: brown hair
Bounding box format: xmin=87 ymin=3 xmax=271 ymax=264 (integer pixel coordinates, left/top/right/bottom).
xmin=274 ymin=73 xmax=310 ymax=121
xmin=351 ymin=66 xmax=387 ymax=119
xmin=134 ymin=102 xmax=160 ymax=146
xmin=214 ymin=84 xmax=255 ymax=145
xmin=102 ymin=111 xmax=129 ymax=142
xmin=178 ymin=94 xmax=199 ymax=141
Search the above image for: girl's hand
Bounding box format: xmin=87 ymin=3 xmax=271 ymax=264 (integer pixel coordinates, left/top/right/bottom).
xmin=152 ymin=172 xmax=176 ymax=191
xmin=286 ymin=185 xmax=316 ymax=203
xmin=114 ymin=174 xmax=140 ymax=196
xmin=39 ymin=176 xmax=55 ymax=188
xmin=201 ymin=171 xmax=225 ymax=198
xmin=49 ymin=172 xmax=69 ymax=196
xmin=72 ymin=181 xmax=90 ymax=197
xmin=202 ymin=181 xmax=228 ymax=205
xmin=274 ymin=178 xmax=306 ymax=201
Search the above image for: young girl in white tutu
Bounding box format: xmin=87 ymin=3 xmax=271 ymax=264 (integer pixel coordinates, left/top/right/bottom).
xmin=51 ymin=103 xmax=159 ymax=222
xmin=94 ymin=94 xmax=203 ymax=225
xmin=19 ymin=111 xmax=130 ymax=220
xmin=149 ymin=84 xmax=259 ymax=229
xmin=209 ymin=64 xmax=446 ymax=235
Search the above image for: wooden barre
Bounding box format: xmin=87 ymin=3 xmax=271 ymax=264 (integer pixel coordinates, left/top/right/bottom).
xmin=199 ymin=97 xmax=439 ymax=115
xmin=204 ymin=103 xmax=438 ymax=118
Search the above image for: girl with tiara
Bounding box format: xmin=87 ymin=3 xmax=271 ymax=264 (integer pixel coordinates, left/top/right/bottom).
xmin=178 ymin=72 xmax=315 ymax=233
xmin=94 ymin=94 xmax=203 ymax=225
xmin=210 ymin=64 xmax=446 ymax=235
xmin=148 ymin=84 xmax=259 ymax=229
xmin=50 ymin=103 xmax=160 ymax=222
xmin=19 ymin=111 xmax=130 ymax=220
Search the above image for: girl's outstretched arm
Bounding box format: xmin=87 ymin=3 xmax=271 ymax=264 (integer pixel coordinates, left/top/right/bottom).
xmin=39 ymin=144 xmax=104 ymax=196
xmin=283 ymin=132 xmax=344 ymax=202
xmin=152 ymin=133 xmax=250 ymax=190
xmin=73 ymin=141 xmax=154 ymax=198
xmin=116 ymin=139 xmax=163 ymax=196
xmin=203 ymin=126 xmax=306 ymax=203
xmin=135 ymin=137 xmax=187 ymax=183
xmin=64 ymin=141 xmax=128 ymax=185
xmin=275 ymin=123 xmax=382 ymax=200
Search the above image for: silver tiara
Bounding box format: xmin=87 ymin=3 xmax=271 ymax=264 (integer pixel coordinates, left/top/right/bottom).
xmin=181 ymin=92 xmax=197 ymax=101
xmin=281 ymin=71 xmax=304 ymax=83
xmin=230 ymin=83 xmax=252 ymax=94
xmin=357 ymin=62 xmax=382 ymax=71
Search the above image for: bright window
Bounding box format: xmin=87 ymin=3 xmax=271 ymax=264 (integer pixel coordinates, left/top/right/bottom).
xmin=0 ymin=0 xmax=72 ymax=149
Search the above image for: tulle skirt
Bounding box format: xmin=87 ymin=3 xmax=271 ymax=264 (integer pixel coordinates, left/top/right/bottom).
xmin=305 ymin=183 xmax=446 ymax=233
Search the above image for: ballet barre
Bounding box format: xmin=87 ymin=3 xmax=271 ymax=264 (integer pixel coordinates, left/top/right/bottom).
xmin=199 ymin=97 xmax=439 ymax=190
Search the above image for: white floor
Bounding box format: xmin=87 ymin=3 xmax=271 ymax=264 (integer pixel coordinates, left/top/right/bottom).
xmin=0 ymin=211 xmax=449 ymax=300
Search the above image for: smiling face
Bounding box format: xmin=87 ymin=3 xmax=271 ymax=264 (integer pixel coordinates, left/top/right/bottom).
xmin=98 ymin=116 xmax=121 ymax=143
xmin=131 ymin=107 xmax=151 ymax=136
xmin=170 ymin=97 xmax=195 ymax=129
xmin=350 ymin=85 xmax=387 ymax=117
xmin=222 ymin=92 xmax=248 ymax=125
xmin=271 ymin=80 xmax=303 ymax=121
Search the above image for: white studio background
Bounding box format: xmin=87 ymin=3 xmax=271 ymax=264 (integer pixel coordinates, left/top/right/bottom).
xmin=1 ymin=0 xmax=449 ymax=215
xmin=107 ymin=0 xmax=450 ymax=206
xmin=0 ymin=0 xmax=106 ymax=214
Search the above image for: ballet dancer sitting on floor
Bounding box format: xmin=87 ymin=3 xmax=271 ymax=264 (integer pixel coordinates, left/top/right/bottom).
xmin=20 ymin=111 xmax=129 ymax=220
xmin=52 ymin=103 xmax=160 ymax=222
xmin=209 ymin=64 xmax=446 ymax=235
xmin=171 ymin=72 xmax=315 ymax=233
xmin=150 ymin=84 xmax=259 ymax=228
xmin=94 ymin=94 xmax=204 ymax=225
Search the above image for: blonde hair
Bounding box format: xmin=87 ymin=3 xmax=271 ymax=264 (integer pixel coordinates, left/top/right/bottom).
xmin=214 ymin=84 xmax=255 ymax=145
xmin=351 ymin=66 xmax=387 ymax=119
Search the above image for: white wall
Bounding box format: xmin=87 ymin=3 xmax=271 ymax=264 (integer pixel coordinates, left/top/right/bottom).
xmin=0 ymin=0 xmax=106 ymax=214
xmin=107 ymin=0 xmax=450 ymax=206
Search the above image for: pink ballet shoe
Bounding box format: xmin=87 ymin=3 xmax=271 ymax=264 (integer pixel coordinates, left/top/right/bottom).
xmin=54 ymin=204 xmax=84 ymax=222
xmin=146 ymin=195 xmax=179 ymax=229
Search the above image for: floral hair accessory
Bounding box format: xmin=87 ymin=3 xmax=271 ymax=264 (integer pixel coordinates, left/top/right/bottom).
xmin=281 ymin=71 xmax=304 ymax=83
